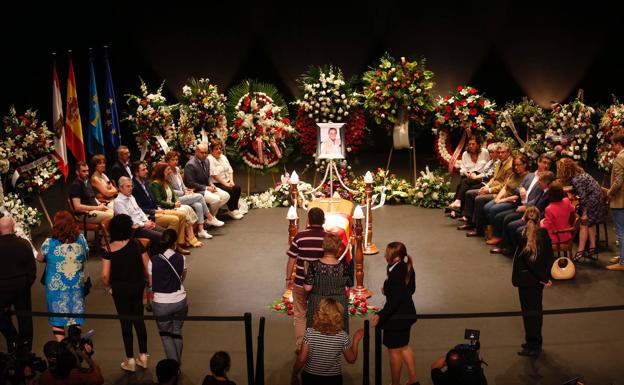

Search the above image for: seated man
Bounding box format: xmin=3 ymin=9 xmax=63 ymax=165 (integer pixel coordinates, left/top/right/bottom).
xmin=131 ymin=161 xmax=190 ymax=255
xmin=108 ymin=145 xmax=132 ymax=185
xmin=184 ymin=144 xmax=230 ymax=217
xmin=113 ymin=176 xmax=164 ymax=255
xmin=69 ymin=161 xmax=114 ymax=224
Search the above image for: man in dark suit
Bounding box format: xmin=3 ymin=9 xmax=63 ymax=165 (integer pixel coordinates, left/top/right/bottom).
xmin=131 ymin=161 xmax=189 ymax=255
xmin=184 ymin=143 xmax=229 ymax=217
xmin=109 ymin=145 xmax=132 ymax=186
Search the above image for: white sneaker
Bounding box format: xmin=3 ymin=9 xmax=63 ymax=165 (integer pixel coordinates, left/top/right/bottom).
xmin=198 ymin=230 xmax=213 ymax=239
xmin=227 ymin=210 xmax=243 ymax=220
xmin=206 ymin=216 xmax=224 ymax=227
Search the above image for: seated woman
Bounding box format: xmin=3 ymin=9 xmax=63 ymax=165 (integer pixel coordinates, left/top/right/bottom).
xmin=207 ymin=139 xmax=243 ymax=220
xmin=150 ymin=162 xmax=204 ymax=248
xmin=165 ymin=150 xmax=223 ymax=232
xmin=292 ymin=298 xmax=364 ymax=385
xmin=540 ymin=180 xmax=575 ymax=246
xmin=304 ymin=233 xmax=352 ymax=333
xmin=448 ymin=136 xmax=490 ymax=213
xmin=483 ymin=154 xmax=529 ymax=245
xmin=90 ymin=154 xmax=117 ymax=204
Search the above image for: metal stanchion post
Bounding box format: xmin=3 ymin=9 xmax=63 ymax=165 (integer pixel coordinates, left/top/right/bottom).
xmin=363 ymin=320 xmax=370 ymax=385
xmin=244 ymin=312 xmax=254 ymax=385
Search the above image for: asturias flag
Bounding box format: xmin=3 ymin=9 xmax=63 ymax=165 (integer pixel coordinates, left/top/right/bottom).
xmin=87 ymin=53 xmax=105 ymax=156
xmin=52 ymin=56 xmax=68 ymax=179
xmin=103 ymin=49 xmax=121 ymax=160
xmin=65 ymin=53 xmax=86 ymax=162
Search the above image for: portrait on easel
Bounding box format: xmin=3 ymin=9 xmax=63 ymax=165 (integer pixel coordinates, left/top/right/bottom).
xmin=317 ymin=122 xmax=346 ymax=159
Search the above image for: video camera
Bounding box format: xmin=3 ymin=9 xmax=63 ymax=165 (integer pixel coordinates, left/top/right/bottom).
xmin=448 ymin=329 xmax=486 ymax=385
xmin=62 ymin=326 xmax=94 ymax=358
xmin=0 ymin=340 xmax=47 ymax=385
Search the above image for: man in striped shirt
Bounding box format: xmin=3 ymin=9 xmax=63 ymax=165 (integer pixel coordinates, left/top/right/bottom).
xmin=285 ymin=207 xmax=326 ymax=352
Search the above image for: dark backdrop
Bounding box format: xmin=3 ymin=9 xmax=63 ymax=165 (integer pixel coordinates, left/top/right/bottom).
xmin=2 ymin=1 xmax=624 ymax=157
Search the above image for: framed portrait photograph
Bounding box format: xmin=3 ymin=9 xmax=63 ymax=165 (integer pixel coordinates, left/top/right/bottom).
xmin=317 ymin=122 xmax=346 ymax=159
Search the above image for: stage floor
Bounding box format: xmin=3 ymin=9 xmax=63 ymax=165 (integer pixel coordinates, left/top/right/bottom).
xmin=10 ymin=205 xmax=624 ymax=384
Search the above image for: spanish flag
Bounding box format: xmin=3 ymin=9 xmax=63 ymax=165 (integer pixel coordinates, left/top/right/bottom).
xmin=65 ymin=52 xmax=86 ymax=162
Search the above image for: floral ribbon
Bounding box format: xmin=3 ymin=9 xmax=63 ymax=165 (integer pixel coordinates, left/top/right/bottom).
xmin=448 ymin=128 xmax=470 ymax=173
xmin=11 ymin=154 xmax=56 ymax=187
xmin=253 ymin=137 xmax=265 ymax=164
xmin=270 ymin=139 xmax=282 ymax=159
xmin=392 ymin=109 xmax=410 ymax=149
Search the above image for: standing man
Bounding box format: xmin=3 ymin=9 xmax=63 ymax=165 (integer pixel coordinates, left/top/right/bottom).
xmin=69 ymin=161 xmax=114 ymax=224
xmin=607 ymin=133 xmax=624 ymax=271
xmin=109 ymin=145 xmax=132 ymax=185
xmin=0 ymin=217 xmax=36 ymax=352
xmin=284 ymin=207 xmax=326 ymax=352
xmin=184 ymin=144 xmax=230 ymax=219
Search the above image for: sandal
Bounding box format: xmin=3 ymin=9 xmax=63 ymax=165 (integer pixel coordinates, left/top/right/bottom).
xmin=188 ymin=237 xmax=203 ymax=248
xmin=587 ymin=247 xmax=599 ymax=260
xmin=573 ymin=250 xmax=586 ymax=262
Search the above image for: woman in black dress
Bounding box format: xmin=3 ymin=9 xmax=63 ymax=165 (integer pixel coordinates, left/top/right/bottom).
xmin=512 ymin=205 xmax=553 ymax=357
xmin=101 ymin=214 xmax=150 ymax=372
xmin=372 ymin=242 xmax=419 ymax=385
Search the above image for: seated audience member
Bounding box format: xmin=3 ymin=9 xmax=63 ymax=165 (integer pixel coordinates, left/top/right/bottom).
xmin=207 ymin=139 xmax=243 ymax=219
xmin=540 ymin=180 xmax=575 ymax=245
xmin=448 ymin=136 xmax=491 ymax=214
xmin=131 ymin=161 xmax=190 ymax=255
xmin=69 ymin=161 xmax=113 ymax=224
xmin=483 ymin=155 xmax=529 ymax=244
xmin=39 ymin=340 xmax=104 ymax=385
xmin=113 ymin=176 xmax=164 ymax=255
xmin=292 ymin=298 xmax=364 ymax=385
xmin=459 ymin=143 xmax=513 ymax=236
xmin=156 ymin=359 xmax=180 ymax=385
xmin=165 ymin=150 xmax=223 ymax=233
xmin=202 ymin=351 xmax=236 ymax=385
xmin=90 ymin=154 xmax=117 ymax=204
xmin=431 ymin=348 xmax=487 ymax=385
xmin=108 ymin=146 xmax=132 ymax=185
xmin=151 ymin=163 xmax=203 ymax=248
xmin=39 ymin=340 xmax=103 ymax=385
xmin=184 ymin=144 xmax=230 ymax=217
xmin=491 ymin=171 xmax=555 ymax=255
xmin=470 ymin=143 xmax=499 ymax=183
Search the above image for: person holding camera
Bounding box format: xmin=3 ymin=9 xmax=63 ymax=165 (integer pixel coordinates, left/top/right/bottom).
xmin=431 ymin=347 xmax=487 ymax=385
xmin=512 ymin=205 xmax=554 ymax=357
xmin=39 ymin=340 xmax=103 ymax=385
xmin=371 ymin=242 xmax=419 ymax=385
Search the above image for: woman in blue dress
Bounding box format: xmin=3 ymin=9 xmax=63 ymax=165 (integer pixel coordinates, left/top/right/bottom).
xmin=36 ymin=210 xmax=88 ymax=341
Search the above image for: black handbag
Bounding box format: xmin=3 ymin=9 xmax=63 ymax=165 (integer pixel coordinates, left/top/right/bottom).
xmin=83 ymin=276 xmax=92 ymax=297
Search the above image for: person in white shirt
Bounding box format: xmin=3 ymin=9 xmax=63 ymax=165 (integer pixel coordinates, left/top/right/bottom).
xmin=207 ymin=140 xmax=243 ymax=220
xmin=448 ymin=136 xmax=491 ymax=213
xmin=320 ymin=127 xmax=342 ymax=157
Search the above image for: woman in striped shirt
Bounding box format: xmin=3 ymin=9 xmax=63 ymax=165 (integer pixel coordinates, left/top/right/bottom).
xmin=292 ymin=298 xmax=363 ymax=385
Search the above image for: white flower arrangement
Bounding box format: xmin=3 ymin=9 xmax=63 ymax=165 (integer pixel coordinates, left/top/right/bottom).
xmin=0 ymin=193 xmax=42 ymax=238
xmin=412 ymin=167 xmax=453 ymax=208
xmin=244 ymin=180 xmax=313 ymax=209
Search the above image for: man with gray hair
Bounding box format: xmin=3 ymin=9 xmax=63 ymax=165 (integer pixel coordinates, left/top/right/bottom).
xmin=0 ymin=217 xmax=36 ymax=352
xmin=184 ymin=144 xmax=230 ymax=223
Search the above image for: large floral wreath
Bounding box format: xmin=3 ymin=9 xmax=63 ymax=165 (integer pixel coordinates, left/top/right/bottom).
xmin=493 ymin=98 xmax=548 ymax=162
xmin=125 ymin=80 xmax=177 ymax=163
xmin=432 ymin=86 xmax=497 ymax=172
xmin=596 ymin=103 xmax=624 ymax=172
xmin=2 ymin=107 xmax=61 ymax=193
xmin=539 ymin=96 xmax=595 ymax=162
xmin=178 ymin=78 xmax=227 ymax=154
xmin=294 ymin=66 xmax=366 ymax=156
xmin=362 ymin=53 xmax=435 ymax=130
xmin=227 ymin=80 xmax=295 ymax=172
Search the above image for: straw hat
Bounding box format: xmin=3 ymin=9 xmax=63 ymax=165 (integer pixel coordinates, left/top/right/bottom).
xmin=551 ymin=257 xmax=575 ymax=280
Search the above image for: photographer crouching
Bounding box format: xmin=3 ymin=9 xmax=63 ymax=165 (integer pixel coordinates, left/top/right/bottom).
xmin=431 ymin=330 xmax=487 ymax=385
xmin=38 ymin=326 xmax=103 ymax=385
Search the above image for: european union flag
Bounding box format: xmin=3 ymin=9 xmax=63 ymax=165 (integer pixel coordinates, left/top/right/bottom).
xmin=87 ymin=53 xmax=105 ymax=156
xmin=103 ymin=49 xmax=121 ymax=160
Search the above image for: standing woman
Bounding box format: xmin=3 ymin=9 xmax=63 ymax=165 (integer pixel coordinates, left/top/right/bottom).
xmin=372 ymin=242 xmax=419 ymax=385
xmin=556 ymin=158 xmax=608 ymax=260
xmin=148 ymin=229 xmax=188 ymax=363
xmin=101 ymin=214 xmax=149 ymax=372
xmin=36 ymin=211 xmax=88 ymax=341
xmin=513 ymin=205 xmax=553 ymax=357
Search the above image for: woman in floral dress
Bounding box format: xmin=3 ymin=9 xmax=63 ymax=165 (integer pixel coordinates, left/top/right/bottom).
xmin=37 ymin=210 xmax=88 ymax=341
